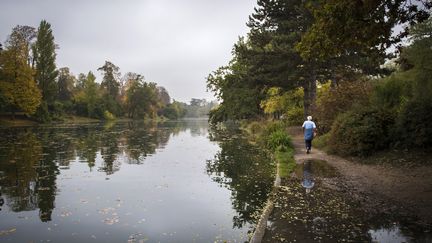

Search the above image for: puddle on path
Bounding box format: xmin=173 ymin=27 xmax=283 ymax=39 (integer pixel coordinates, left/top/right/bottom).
xmin=264 ymin=159 xmax=432 ymax=242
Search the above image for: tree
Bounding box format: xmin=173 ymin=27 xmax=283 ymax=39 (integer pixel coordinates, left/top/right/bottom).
xmin=296 ymin=0 xmax=431 ymax=67
xmin=242 ymin=0 xmax=320 ymax=117
xmin=98 ymin=61 xmax=121 ymax=116
xmin=157 ymin=86 xmax=171 ymax=106
xmin=0 ymin=25 xmax=41 ymax=115
xmin=34 ymin=20 xmax=58 ymax=104
xmin=83 ymin=71 xmax=98 ymax=117
xmin=57 ymin=67 xmax=75 ymax=102
xmin=98 ymin=61 xmax=120 ymax=99
xmin=207 ymin=57 xmax=263 ymax=122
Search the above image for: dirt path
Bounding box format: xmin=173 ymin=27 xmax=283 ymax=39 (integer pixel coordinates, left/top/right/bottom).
xmin=288 ymin=127 xmax=432 ymax=223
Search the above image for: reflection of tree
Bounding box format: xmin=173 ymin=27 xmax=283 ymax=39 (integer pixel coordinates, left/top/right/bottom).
xmin=0 ymin=130 xmax=41 ymax=212
xmin=99 ymin=125 xmax=121 ymax=175
xmin=207 ymin=125 xmax=275 ymax=229
xmin=0 ymin=120 xmax=207 ymax=217
xmin=36 ymin=129 xmax=60 ymax=222
xmin=75 ymin=125 xmax=101 ymax=170
xmin=123 ymin=122 xmax=172 ymax=163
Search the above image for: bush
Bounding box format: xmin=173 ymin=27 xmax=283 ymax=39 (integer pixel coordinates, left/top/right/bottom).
xmin=262 ymin=121 xmax=285 ymax=137
xmin=34 ymin=102 xmax=50 ymax=122
xmin=395 ymin=98 xmax=432 ymax=148
xmin=315 ymin=80 xmax=373 ymax=133
xmin=313 ymin=133 xmax=330 ymax=150
xmin=328 ymin=105 xmax=394 ymax=156
xmin=283 ymin=106 xmax=304 ymax=126
xmin=103 ymin=110 xmax=116 ymax=120
xmin=266 ymin=129 xmax=292 ymax=151
xmin=247 ymin=120 xmax=264 ymax=135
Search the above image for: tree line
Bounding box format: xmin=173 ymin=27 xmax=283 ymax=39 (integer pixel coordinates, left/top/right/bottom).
xmin=0 ymin=20 xmax=195 ymax=122
xmin=207 ymin=0 xmax=432 ymax=154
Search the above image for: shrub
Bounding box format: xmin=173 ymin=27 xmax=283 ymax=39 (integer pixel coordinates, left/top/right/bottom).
xmin=262 ymin=121 xmax=285 ymax=137
xmin=315 ymin=80 xmax=373 ymax=133
xmin=266 ymin=129 xmax=292 ymax=151
xmin=103 ymin=110 xmax=116 ymax=120
xmin=313 ymin=133 xmax=330 ymax=150
xmin=328 ymin=105 xmax=395 ymax=156
xmin=395 ymin=98 xmax=432 ymax=148
xmin=283 ymin=106 xmax=304 ymax=126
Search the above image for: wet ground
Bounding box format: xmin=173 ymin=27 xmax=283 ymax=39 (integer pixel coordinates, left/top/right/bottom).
xmin=262 ymin=159 xmax=432 ymax=243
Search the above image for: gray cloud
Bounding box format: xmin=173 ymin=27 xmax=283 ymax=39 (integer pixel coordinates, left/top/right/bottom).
xmin=0 ymin=0 xmax=256 ymax=103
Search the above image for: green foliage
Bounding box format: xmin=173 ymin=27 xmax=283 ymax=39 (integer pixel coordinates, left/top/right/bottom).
xmin=103 ymin=110 xmax=115 ymax=120
xmin=34 ymin=102 xmax=50 ymax=122
xmin=260 ymin=87 xmax=304 ymax=124
xmin=266 ymin=129 xmax=292 ymax=151
xmin=328 ymin=105 xmax=395 ymax=156
xmin=207 ymin=61 xmax=263 ymax=123
xmin=262 ymin=121 xmax=285 ymax=138
xmin=57 ymin=67 xmax=75 ymax=101
xmin=313 ymin=133 xmax=330 ymax=150
xmin=275 ymin=148 xmax=296 ymax=178
xmin=184 ymin=99 xmax=217 ymax=118
xmin=159 ymin=101 xmax=186 ymax=120
xmin=98 ymin=61 xmax=120 ymax=99
xmin=395 ymin=98 xmax=432 ymax=148
xmin=34 ymin=20 xmax=58 ymax=104
xmin=315 ymin=80 xmax=373 ymax=133
xmin=297 ymin=0 xmax=430 ymax=64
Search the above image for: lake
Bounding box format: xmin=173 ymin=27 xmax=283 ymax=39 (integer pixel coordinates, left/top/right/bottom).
xmin=0 ymin=120 xmax=275 ymax=242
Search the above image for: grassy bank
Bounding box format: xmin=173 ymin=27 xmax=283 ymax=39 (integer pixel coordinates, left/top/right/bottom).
xmin=242 ymin=119 xmax=296 ymax=177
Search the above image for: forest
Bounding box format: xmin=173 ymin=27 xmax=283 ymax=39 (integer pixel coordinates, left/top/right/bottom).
xmin=0 ymin=20 xmax=217 ymax=122
xmin=207 ymin=0 xmax=432 ymax=156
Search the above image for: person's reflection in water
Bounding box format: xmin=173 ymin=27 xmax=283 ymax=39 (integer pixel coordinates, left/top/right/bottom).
xmin=0 ymin=188 xmax=4 ymax=211
xmin=301 ymin=161 xmax=315 ymax=193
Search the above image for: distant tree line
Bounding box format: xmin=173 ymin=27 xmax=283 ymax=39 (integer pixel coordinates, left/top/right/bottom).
xmin=0 ymin=20 xmax=188 ymax=121
xmin=207 ymin=0 xmax=432 ymax=154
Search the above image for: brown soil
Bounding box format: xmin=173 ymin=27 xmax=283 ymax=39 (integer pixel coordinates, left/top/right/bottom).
xmin=288 ymin=127 xmax=432 ymax=223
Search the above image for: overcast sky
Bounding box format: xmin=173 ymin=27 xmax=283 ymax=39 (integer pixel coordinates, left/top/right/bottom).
xmin=0 ymin=0 xmax=257 ymax=103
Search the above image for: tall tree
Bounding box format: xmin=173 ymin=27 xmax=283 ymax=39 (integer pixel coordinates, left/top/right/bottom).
xmin=157 ymin=86 xmax=171 ymax=106
xmin=34 ymin=20 xmax=58 ymax=104
xmin=98 ymin=61 xmax=120 ymax=99
xmin=0 ymin=25 xmax=41 ymax=115
xmin=57 ymin=67 xmax=75 ymax=101
xmin=83 ymin=71 xmax=98 ymax=117
xmin=98 ymin=61 xmax=121 ymax=115
xmin=244 ymin=0 xmax=317 ymax=117
xmin=296 ymin=0 xmax=431 ymax=67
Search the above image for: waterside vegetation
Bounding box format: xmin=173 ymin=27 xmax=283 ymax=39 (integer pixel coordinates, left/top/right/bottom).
xmin=207 ymin=0 xmax=432 ymax=160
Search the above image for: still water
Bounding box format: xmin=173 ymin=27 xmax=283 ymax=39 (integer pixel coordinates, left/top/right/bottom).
xmin=0 ymin=120 xmax=275 ymax=242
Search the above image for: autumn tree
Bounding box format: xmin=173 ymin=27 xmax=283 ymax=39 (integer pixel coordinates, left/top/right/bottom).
xmin=0 ymin=25 xmax=41 ymax=116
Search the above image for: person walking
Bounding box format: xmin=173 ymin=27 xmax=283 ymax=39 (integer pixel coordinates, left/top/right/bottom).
xmin=302 ymin=115 xmax=316 ymax=154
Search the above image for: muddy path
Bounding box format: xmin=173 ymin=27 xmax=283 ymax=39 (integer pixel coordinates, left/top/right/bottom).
xmin=261 ymin=128 xmax=432 ymax=242
xmin=288 ymin=127 xmax=432 ymax=224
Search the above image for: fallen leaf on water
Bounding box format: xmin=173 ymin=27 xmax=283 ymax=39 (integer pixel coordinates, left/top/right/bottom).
xmin=0 ymin=228 xmax=16 ymax=236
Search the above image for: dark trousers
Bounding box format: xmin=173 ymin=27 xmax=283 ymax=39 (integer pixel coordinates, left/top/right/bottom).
xmin=305 ymin=139 xmax=312 ymax=150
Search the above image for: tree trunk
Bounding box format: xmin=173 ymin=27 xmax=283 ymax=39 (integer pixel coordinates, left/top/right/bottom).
xmin=303 ymin=72 xmax=317 ymax=120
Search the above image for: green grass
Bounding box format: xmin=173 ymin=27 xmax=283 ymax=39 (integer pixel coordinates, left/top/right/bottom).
xmin=275 ymin=148 xmax=296 ymax=178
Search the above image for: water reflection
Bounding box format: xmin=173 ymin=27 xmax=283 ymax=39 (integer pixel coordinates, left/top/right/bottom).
xmin=0 ymin=120 xmax=201 ymax=223
xmin=301 ymin=161 xmax=315 ymax=193
xmin=207 ymin=124 xmax=275 ymax=229
xmin=0 ymin=119 xmax=273 ymax=243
